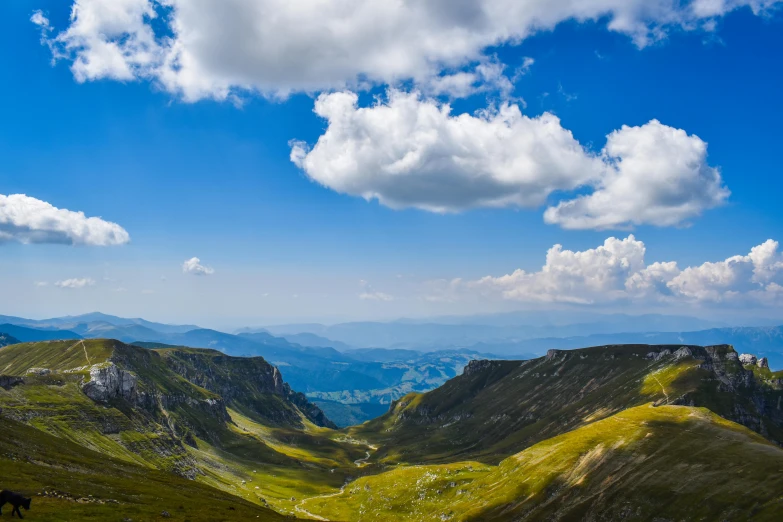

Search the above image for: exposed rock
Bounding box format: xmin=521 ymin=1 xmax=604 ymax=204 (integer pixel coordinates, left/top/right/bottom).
xmin=0 ymin=375 xmax=24 ymax=390
xmin=673 ymin=347 xmax=692 ymax=360
xmin=646 ymin=349 xmax=672 ymax=361
xmin=546 ymin=349 xmax=566 ymax=361
xmin=26 ymin=367 xmax=51 ymax=376
xmin=81 ymin=363 xmax=137 ymax=402
xmin=463 ymin=359 xmax=495 ymax=376
xmin=739 ymin=354 xmax=758 ymax=366
xmin=757 ymin=357 xmax=769 ymax=369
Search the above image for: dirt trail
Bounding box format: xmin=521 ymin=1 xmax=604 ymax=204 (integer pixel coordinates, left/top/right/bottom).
xmin=653 ymin=375 xmax=669 ymax=403
xmin=81 ymin=341 xmax=91 ymax=365
xmin=295 ymin=441 xmax=379 ymax=520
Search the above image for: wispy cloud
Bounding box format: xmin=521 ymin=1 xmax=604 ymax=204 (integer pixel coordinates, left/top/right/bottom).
xmin=55 ymin=278 xmax=96 ymax=289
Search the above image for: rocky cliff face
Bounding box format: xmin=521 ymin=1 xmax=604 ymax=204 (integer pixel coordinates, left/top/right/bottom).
xmin=159 ymin=349 xmax=337 ymax=429
xmin=82 ymin=363 xmax=138 ymax=402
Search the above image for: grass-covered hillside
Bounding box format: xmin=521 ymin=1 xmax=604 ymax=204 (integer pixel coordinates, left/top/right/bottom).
xmin=3 ymin=339 xmax=783 ymax=520
xmin=0 ymin=416 xmax=288 ymax=521
xmin=353 ymin=344 xmax=783 ymax=465
xmin=302 ymin=404 xmax=783 ymax=521
xmin=0 ymin=339 xmax=369 ymax=518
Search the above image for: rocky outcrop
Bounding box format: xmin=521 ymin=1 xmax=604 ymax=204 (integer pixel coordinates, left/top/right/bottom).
xmin=646 ymin=349 xmax=672 ymax=361
xmin=464 ymin=359 xmax=497 ymax=376
xmin=0 ymin=375 xmax=24 ymax=390
xmin=740 ymin=354 xmax=758 ymax=365
xmin=739 ymin=353 xmax=770 ymax=369
xmin=81 ymin=363 xmax=137 ymax=402
xmin=159 ymin=349 xmax=337 ymax=429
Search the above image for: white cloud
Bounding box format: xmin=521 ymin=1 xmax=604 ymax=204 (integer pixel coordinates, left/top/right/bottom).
xmin=0 ymin=194 xmax=130 ymax=246
xmin=30 ymin=10 xmax=50 ymax=30
xmin=291 ymin=93 xmax=727 ymax=227
xmin=291 ymin=91 xmax=605 ymax=213
xmin=33 ymin=281 xmax=49 ymax=287
xmin=35 ymin=0 xmax=781 ymax=101
xmin=544 ymin=120 xmax=729 ymax=229
xmin=468 ymin=236 xmax=783 ymax=306
xmin=359 ymin=280 xmax=394 ymax=302
xmin=182 ymin=257 xmax=214 ymax=276
xmin=55 ymin=278 xmax=96 ymax=289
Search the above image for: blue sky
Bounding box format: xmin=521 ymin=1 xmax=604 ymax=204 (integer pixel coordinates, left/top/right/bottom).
xmin=1 ymin=1 xmax=782 ymax=327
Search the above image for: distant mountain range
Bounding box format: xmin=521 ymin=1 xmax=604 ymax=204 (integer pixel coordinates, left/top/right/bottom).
xmin=4 ymin=311 xmax=783 ymax=426
xmin=0 ymin=313 xmax=503 ymax=426
xmin=259 ymin=312 xmax=756 ymax=350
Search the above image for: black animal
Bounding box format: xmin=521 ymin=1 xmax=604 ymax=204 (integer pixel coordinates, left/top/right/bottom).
xmin=0 ymin=490 xmax=32 ymax=519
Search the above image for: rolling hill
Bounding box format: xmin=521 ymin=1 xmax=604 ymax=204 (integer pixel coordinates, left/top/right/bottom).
xmin=352 ymin=344 xmax=783 ymax=465
xmin=302 ymin=404 xmax=783 ymax=521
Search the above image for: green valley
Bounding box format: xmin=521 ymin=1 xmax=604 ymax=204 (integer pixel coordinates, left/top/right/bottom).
xmin=2 ymin=338 xmax=783 ymax=520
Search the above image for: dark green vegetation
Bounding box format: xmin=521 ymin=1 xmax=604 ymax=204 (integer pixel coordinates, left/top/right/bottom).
xmin=0 ymin=416 xmax=287 ymax=521
xmin=353 ymin=344 xmax=783 ymax=465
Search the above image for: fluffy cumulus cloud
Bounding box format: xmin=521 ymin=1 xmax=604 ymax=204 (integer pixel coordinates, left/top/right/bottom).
xmin=544 ymin=121 xmax=730 ymax=229
xmin=0 ymin=194 xmax=130 ymax=246
xmin=468 ymin=235 xmax=783 ymax=306
xmin=182 ymin=257 xmax=214 ymax=276
xmin=291 ymin=92 xmax=728 ymax=227
xmin=55 ymin=278 xmax=96 ymax=289
xmin=34 ymin=0 xmax=781 ymax=100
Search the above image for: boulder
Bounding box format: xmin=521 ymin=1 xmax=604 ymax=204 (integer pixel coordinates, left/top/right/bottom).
xmin=26 ymin=367 xmax=51 ymax=376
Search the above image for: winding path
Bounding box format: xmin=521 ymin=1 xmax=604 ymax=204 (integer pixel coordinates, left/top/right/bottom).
xmin=294 ymin=441 xmax=379 ymax=520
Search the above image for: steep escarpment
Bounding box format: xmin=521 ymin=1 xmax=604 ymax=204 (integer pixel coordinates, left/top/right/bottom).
xmin=355 ymin=344 xmax=783 ymax=465
xmin=0 ymin=339 xmax=232 ymax=478
xmin=157 ymin=347 xmax=336 ymax=429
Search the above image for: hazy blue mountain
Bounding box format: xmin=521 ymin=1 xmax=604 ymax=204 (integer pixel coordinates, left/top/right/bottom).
xmin=0 ymin=332 xmax=20 ymax=347
xmin=276 ymin=332 xmax=355 ymax=351
xmin=0 ymin=313 xmax=199 ymax=334
xmin=0 ymin=323 xmax=82 ymax=342
xmin=262 ymin=313 xmax=737 ymax=349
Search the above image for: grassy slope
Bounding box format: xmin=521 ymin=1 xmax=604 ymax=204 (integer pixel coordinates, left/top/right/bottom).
xmin=302 ymin=404 xmax=783 ymax=521
xmin=0 ymin=416 xmax=288 ymax=521
xmin=0 ymin=339 xmax=370 ymax=518
xmin=353 ymin=344 xmax=783 ymax=465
